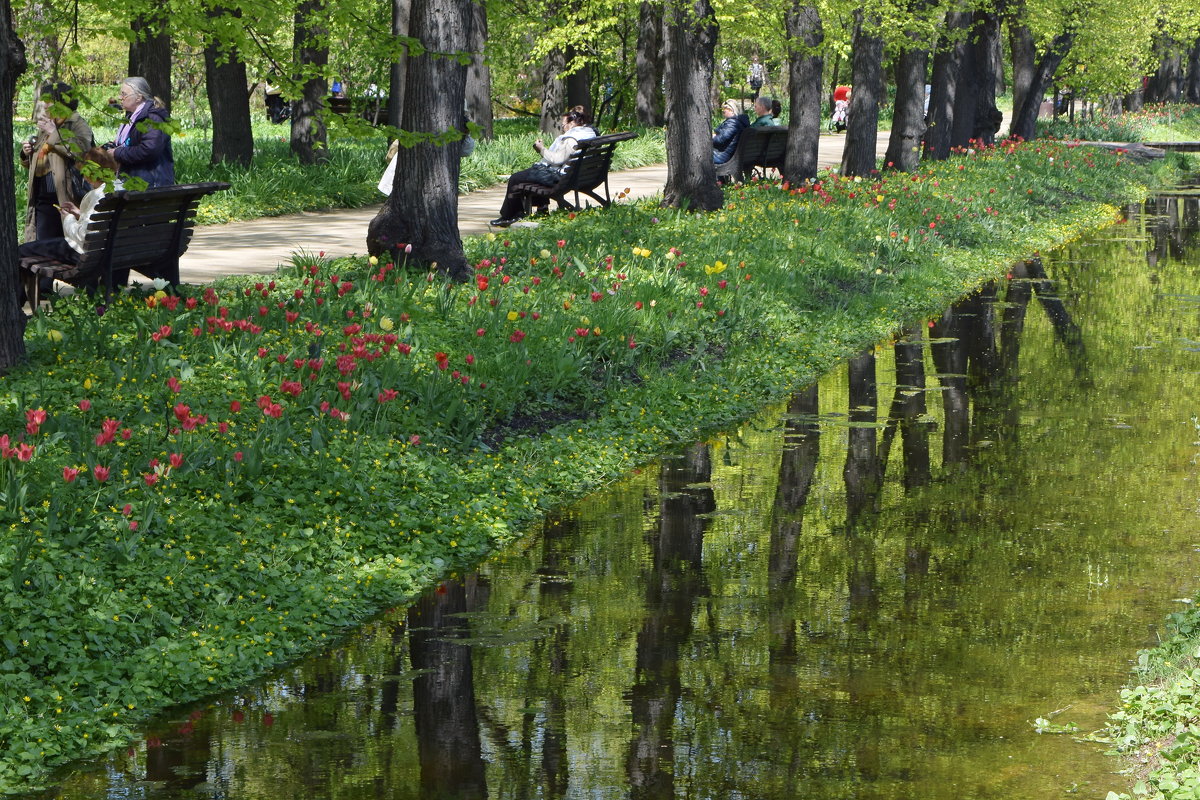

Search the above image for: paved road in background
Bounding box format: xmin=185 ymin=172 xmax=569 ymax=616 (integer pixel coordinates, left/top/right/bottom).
xmin=179 ymin=130 xmax=885 ymax=284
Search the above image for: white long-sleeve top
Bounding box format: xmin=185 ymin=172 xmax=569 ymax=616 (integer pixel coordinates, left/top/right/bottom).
xmin=540 ymin=126 xmax=597 ymax=168
xmin=61 ymin=180 xmax=122 ymax=254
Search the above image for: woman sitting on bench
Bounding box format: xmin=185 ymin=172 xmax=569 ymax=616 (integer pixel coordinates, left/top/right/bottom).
xmin=491 ymin=106 xmax=596 ymax=228
xmin=18 ymin=147 xmax=121 ymax=271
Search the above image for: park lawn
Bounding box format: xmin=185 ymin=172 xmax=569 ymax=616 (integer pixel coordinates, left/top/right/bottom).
xmin=0 ymin=134 xmax=1188 ymax=795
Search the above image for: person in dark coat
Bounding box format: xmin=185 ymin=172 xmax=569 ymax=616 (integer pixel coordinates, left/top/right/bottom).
xmin=111 ymin=76 xmax=175 ymax=188
xmin=712 ymin=99 xmax=749 ymax=165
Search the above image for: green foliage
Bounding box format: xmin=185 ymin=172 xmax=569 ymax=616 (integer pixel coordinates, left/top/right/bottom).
xmin=0 ymin=127 xmax=1176 ymax=795
xmin=1037 ymin=104 xmax=1200 ymax=144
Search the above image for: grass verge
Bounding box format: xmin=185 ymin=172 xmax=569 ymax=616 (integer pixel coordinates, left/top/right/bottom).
xmin=0 ymin=136 xmax=1187 ymax=795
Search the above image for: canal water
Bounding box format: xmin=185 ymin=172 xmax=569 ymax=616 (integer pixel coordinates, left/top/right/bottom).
xmin=45 ymin=188 xmax=1200 ymax=799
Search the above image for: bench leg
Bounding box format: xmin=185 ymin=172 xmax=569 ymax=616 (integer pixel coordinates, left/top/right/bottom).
xmin=20 ymin=270 xmax=39 ymax=314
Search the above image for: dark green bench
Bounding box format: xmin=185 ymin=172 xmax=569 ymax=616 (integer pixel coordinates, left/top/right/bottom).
xmin=513 ymin=131 xmax=640 ymax=214
xmin=19 ymin=181 xmax=230 ymax=308
xmin=716 ymin=126 xmax=788 ymax=183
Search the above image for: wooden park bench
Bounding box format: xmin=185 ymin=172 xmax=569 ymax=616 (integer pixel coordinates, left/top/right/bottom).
xmin=19 ymin=181 xmax=230 ymax=310
xmin=715 ymin=125 xmax=788 ymax=183
xmin=512 ymin=131 xmax=640 ymax=215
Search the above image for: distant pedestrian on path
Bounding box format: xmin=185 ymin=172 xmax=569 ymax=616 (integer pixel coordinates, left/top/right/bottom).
xmin=748 ymin=56 xmax=765 ymax=101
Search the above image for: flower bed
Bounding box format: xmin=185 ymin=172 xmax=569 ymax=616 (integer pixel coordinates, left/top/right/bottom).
xmin=0 ymin=137 xmax=1176 ymax=794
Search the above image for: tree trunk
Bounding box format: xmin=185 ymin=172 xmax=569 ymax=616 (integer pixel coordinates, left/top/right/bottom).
xmin=1009 ymin=22 xmax=1035 ymax=124
xmin=783 ymin=0 xmax=822 ymax=183
xmin=661 ymin=0 xmax=722 ymax=211
xmin=840 ymin=9 xmax=883 ymax=177
xmin=1187 ymin=36 xmax=1200 ymax=104
xmin=367 ymin=0 xmax=472 ymax=282
xmin=22 ymin=0 xmax=54 ymax=83
xmin=960 ymin=11 xmax=1001 ymax=146
xmin=464 ymin=0 xmax=492 ymax=138
xmin=923 ymin=11 xmax=970 ymax=160
xmin=1147 ymin=40 xmax=1182 ymax=103
xmin=565 ymin=45 xmax=590 ymax=111
xmin=129 ymin=13 xmax=172 ymax=110
xmin=0 ymin=0 xmax=26 ymax=368
xmin=388 ymin=0 xmax=411 ymax=133
xmin=884 ymin=45 xmax=927 ymax=172
xmin=205 ymin=8 xmax=253 ymax=167
xmin=635 ymin=0 xmax=665 ymax=127
xmin=1009 ymin=31 xmax=1074 ymax=141
xmin=539 ymin=48 xmax=566 ymax=134
xmin=290 ymin=0 xmax=329 ymax=165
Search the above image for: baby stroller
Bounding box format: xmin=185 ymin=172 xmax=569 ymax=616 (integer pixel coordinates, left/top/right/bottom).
xmin=829 ymin=85 xmax=851 ymax=132
xmin=830 ymin=99 xmax=849 ymax=132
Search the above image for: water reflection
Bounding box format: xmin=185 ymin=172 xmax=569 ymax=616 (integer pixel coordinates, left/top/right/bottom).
xmin=44 ymin=189 xmax=1200 ymax=799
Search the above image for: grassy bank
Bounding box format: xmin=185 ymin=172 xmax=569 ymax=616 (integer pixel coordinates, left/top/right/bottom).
xmin=1103 ymin=604 xmax=1200 ymax=800
xmin=0 ymin=136 xmax=1184 ymax=794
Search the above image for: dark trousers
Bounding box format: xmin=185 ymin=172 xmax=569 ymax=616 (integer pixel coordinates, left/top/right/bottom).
xmin=498 ymin=166 xmax=557 ymax=220
xmin=18 ymin=236 xmax=78 ymax=265
xmin=33 ymin=174 xmax=64 ymax=240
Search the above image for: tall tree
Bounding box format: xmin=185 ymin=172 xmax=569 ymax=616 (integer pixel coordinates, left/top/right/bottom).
xmin=783 ymin=0 xmax=823 ymax=183
xmin=923 ymin=11 xmax=969 ymax=159
xmin=0 ymin=0 xmax=25 ymax=367
xmin=291 ymin=0 xmax=329 ymax=164
xmin=367 ymin=0 xmax=474 ymax=282
xmin=204 ymin=7 xmax=253 ymax=166
xmin=1008 ymin=17 xmax=1036 ymax=120
xmin=885 ymin=3 xmax=933 ymax=172
xmin=129 ymin=10 xmax=172 ymax=109
xmin=1188 ymin=36 xmax=1200 ymax=103
xmin=464 ymin=0 xmax=493 ymax=138
xmin=950 ymin=10 xmax=1002 ymax=146
xmin=635 ymin=0 xmax=665 ymax=126
xmin=661 ymin=0 xmax=722 ymax=211
xmin=840 ymin=7 xmax=883 ymax=177
xmin=539 ymin=48 xmax=567 ymax=133
xmin=388 ymin=0 xmax=412 ymax=132
xmin=1009 ymin=31 xmax=1074 ymax=141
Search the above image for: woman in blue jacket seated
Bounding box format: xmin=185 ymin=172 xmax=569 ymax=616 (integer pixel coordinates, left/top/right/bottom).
xmin=713 ymin=99 xmax=749 ymax=165
xmin=110 ymin=77 xmax=175 ymax=188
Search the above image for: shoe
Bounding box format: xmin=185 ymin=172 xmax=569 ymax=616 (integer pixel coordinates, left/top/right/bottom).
xmin=490 ymin=218 xmax=516 ymax=228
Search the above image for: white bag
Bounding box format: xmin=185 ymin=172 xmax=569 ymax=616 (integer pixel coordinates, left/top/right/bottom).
xmin=378 ymin=153 xmax=398 ymax=196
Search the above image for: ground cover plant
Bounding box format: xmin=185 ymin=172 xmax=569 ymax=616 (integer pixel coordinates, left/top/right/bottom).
xmin=11 ymin=116 xmax=667 ymax=226
xmin=1037 ymin=103 xmax=1200 ymax=144
xmin=1102 ymin=601 xmax=1200 ymax=800
xmin=0 ymin=137 xmax=1180 ymax=794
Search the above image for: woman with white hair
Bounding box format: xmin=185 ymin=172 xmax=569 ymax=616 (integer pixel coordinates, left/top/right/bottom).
xmin=110 ymin=76 xmax=175 ymax=188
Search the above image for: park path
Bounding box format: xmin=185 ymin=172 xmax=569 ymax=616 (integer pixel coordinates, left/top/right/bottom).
xmin=178 ymin=130 xmax=882 ymax=284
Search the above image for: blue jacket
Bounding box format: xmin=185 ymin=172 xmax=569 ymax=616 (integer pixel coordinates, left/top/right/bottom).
xmin=113 ymin=105 xmax=175 ymax=188
xmin=712 ymin=114 xmax=749 ymax=164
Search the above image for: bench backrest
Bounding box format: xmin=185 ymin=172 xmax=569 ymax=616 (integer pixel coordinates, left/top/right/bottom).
xmin=75 ymin=181 xmax=230 ymax=284
xmin=733 ymin=126 xmax=788 ymax=173
xmin=558 ymin=131 xmax=639 ymax=192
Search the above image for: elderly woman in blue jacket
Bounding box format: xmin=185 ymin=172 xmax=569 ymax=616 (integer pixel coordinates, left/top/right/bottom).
xmin=111 ymin=77 xmax=175 ymax=188
xmin=712 ymin=99 xmax=749 ymax=165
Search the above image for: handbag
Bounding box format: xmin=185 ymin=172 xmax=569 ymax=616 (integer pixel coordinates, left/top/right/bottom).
xmin=526 ymin=162 xmax=563 ymax=186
